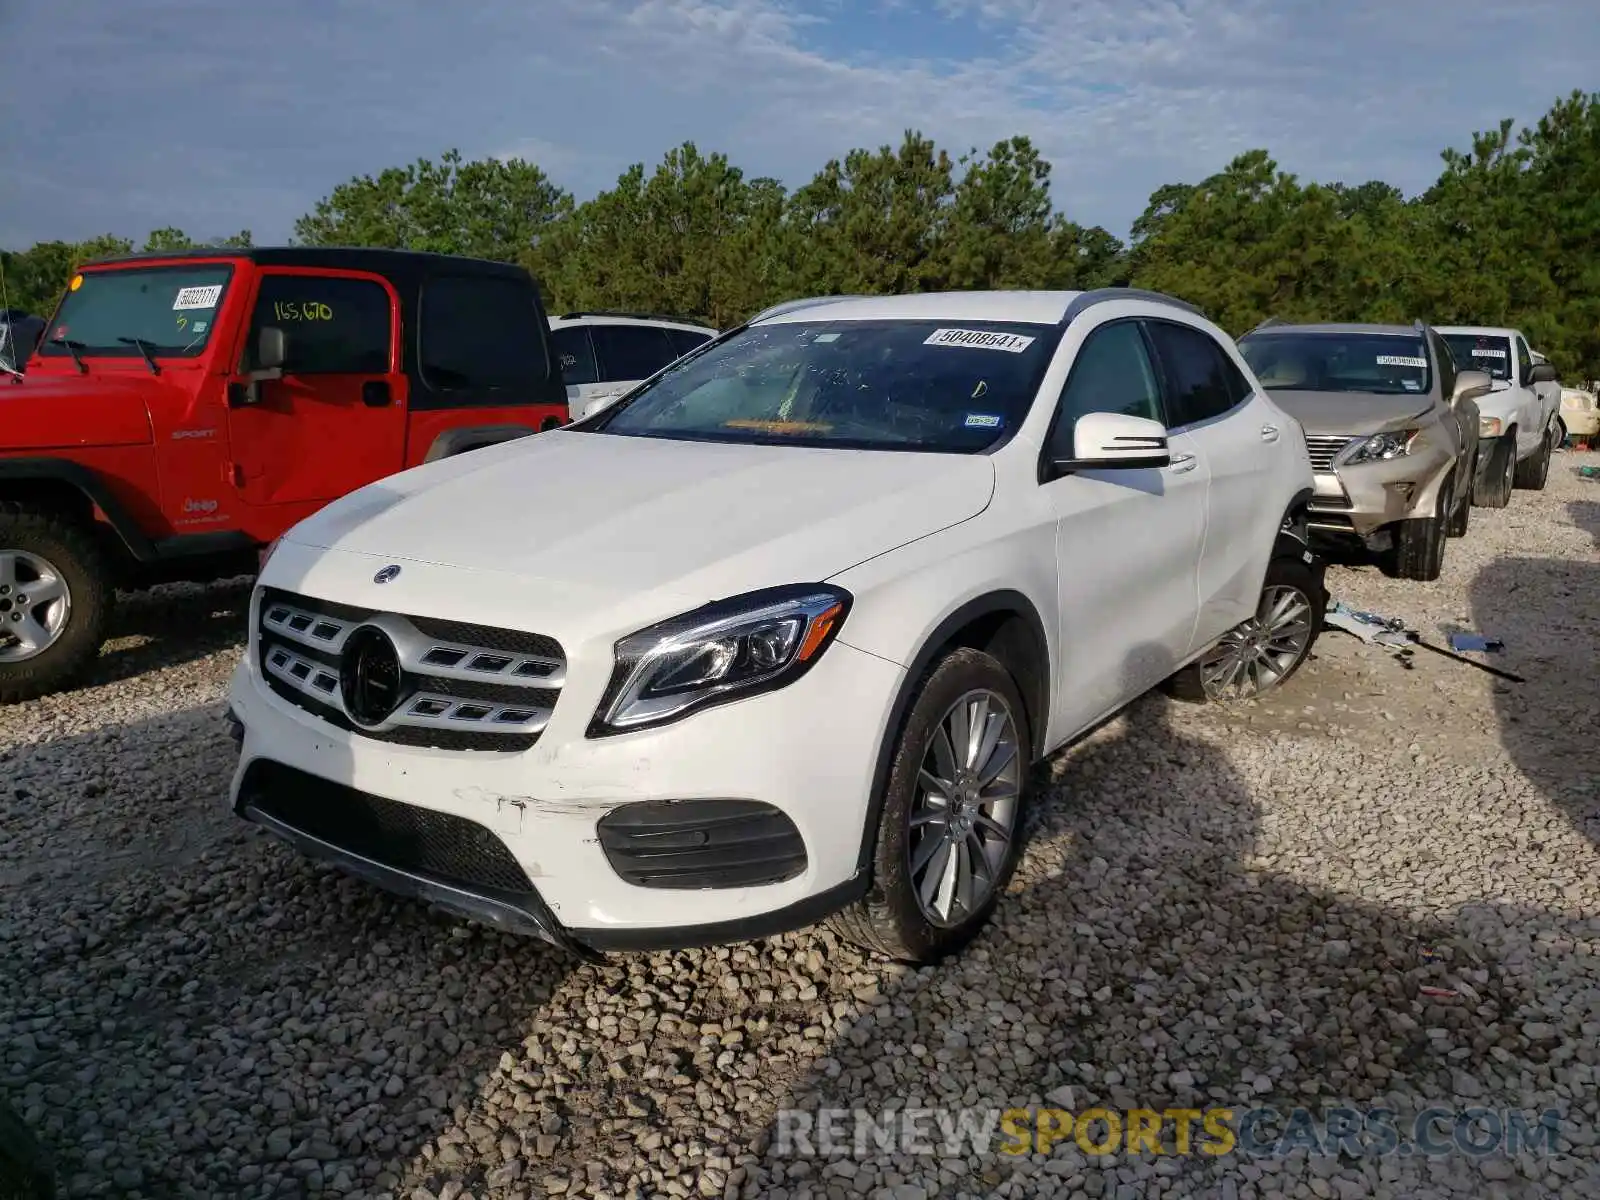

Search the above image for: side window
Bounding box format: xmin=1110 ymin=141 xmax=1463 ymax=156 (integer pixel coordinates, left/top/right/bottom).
xmin=591 ymin=324 xmax=678 ymax=383
xmin=551 ymin=327 xmax=598 ymax=385
xmin=419 ymin=275 xmax=545 ymax=392
xmin=1047 ymin=321 xmax=1163 ymax=459
xmin=1145 ymin=320 xmax=1238 ymax=427
xmin=667 ymin=328 xmax=714 ymax=358
xmin=1516 ymin=336 xmax=1532 ymax=384
xmin=1430 ymin=332 xmax=1456 ymax=399
xmin=250 ymin=275 xmax=390 ymax=374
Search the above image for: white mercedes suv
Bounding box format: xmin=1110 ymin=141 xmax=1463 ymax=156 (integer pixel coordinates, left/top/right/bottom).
xmin=226 ymin=289 xmax=1322 ymax=964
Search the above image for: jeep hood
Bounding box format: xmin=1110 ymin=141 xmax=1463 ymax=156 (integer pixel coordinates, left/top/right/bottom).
xmin=0 ymin=374 xmax=156 ymax=449
xmin=1265 ymin=390 xmax=1433 ymax=436
xmin=284 ymin=430 xmax=995 ymax=610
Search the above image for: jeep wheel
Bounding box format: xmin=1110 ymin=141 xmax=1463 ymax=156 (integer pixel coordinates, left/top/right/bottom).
xmin=0 ymin=504 xmax=112 ymax=704
xmin=1165 ymin=555 xmax=1320 ymax=703
xmin=831 ymin=648 xmax=1031 ymax=964
xmin=1474 ymin=436 xmax=1515 ymax=508
xmin=1513 ymin=424 xmax=1554 ymax=491
xmin=1388 ymin=480 xmax=1448 ymax=582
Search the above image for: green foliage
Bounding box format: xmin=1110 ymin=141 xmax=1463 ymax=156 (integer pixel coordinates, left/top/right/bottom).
xmin=6 ymin=91 xmax=1598 ymax=379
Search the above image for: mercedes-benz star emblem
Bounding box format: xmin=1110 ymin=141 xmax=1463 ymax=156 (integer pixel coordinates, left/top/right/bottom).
xmin=341 ymin=626 xmax=404 ymax=727
xmin=373 ymin=564 xmax=402 ymax=584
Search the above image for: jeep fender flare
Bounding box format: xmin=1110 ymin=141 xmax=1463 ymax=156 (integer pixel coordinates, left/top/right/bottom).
xmin=853 ymin=588 xmax=1051 ymax=877
xmin=0 ymin=457 xmax=156 ymax=561
xmin=421 ymin=424 xmax=538 ymax=464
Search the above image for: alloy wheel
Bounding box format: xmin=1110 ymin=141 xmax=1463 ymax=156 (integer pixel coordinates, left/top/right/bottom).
xmin=1198 ymin=584 xmax=1315 ymax=701
xmin=0 ymin=550 xmax=72 ymax=664
xmin=907 ymin=689 xmax=1023 ymax=927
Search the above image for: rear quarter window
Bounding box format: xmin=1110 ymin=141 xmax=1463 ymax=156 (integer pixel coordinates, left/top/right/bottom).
xmin=420 ymin=275 xmax=549 ymax=391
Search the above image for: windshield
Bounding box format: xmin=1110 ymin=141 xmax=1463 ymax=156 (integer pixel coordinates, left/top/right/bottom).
xmin=1239 ymin=332 xmax=1433 ymax=396
xmin=1441 ymin=333 xmax=1512 ymax=381
xmin=39 ymin=264 xmax=233 ymax=359
xmin=591 ymin=319 xmax=1058 ymax=452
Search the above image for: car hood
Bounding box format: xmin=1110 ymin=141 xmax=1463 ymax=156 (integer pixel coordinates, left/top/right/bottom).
xmin=283 ymin=430 xmax=996 ymax=618
xmin=1264 ymin=390 xmax=1434 ymax=436
xmin=0 ymin=373 xmax=156 ymax=449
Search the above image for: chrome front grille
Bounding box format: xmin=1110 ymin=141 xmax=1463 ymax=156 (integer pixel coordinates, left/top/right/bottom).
xmin=1305 ymin=435 xmax=1358 ymax=473
xmin=255 ymin=588 xmax=564 ymax=752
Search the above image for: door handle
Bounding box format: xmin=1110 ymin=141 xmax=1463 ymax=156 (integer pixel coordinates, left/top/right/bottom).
xmin=1260 ymin=424 xmax=1280 ymax=442
xmin=362 ymin=380 xmax=392 ymax=408
xmin=1168 ymin=453 xmax=1198 ymax=473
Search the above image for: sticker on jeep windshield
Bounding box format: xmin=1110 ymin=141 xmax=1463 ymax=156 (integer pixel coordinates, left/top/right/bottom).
xmin=1470 ymin=347 xmax=1507 ymax=358
xmin=172 ymin=285 xmax=223 ymax=310
xmin=924 ymin=328 xmax=1036 ymax=354
xmin=1376 ymin=355 xmax=1427 ymax=368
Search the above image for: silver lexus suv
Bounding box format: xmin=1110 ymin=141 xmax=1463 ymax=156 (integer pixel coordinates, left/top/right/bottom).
xmin=1237 ymin=320 xmax=1490 ymax=582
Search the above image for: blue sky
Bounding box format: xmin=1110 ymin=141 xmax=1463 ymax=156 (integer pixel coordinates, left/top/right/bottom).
xmin=1 ymin=0 xmax=1596 ymax=250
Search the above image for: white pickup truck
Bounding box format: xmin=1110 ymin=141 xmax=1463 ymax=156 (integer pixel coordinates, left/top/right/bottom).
xmin=1437 ymin=325 xmax=1563 ymax=506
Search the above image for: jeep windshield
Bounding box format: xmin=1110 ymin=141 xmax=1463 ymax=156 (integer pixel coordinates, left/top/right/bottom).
xmin=1441 ymin=333 xmax=1512 ymax=381
xmin=38 ymin=263 xmax=233 ymax=361
xmin=1239 ymin=332 xmax=1432 ymax=396
xmin=589 ymin=319 xmax=1058 ymax=452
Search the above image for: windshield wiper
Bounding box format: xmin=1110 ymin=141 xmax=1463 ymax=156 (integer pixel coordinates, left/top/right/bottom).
xmin=117 ymin=337 xmax=162 ymax=375
xmin=52 ymin=336 xmax=88 ymax=375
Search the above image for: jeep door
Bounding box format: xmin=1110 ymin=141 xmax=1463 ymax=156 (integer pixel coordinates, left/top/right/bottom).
xmin=225 ymin=269 xmax=407 ymax=515
xmin=1041 ymin=317 xmax=1209 ymax=734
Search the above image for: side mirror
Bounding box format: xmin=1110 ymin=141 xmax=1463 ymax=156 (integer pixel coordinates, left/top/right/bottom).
xmin=1050 ymin=412 xmax=1172 ymax=474
xmin=1528 ymin=362 xmax=1559 ymax=385
xmin=1452 ymin=369 xmax=1492 ymax=404
xmin=256 ymin=326 xmax=288 ymax=373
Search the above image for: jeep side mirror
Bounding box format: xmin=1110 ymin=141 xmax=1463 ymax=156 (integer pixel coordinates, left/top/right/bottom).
xmin=1528 ymin=362 xmax=1559 ymax=385
xmin=1049 ymin=412 xmax=1173 ymax=475
xmin=257 ymin=326 xmax=288 ymax=373
xmin=1452 ymin=369 xmax=1492 ymax=404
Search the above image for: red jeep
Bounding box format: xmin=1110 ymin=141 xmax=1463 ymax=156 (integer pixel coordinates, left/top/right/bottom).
xmin=0 ymin=246 xmax=569 ymax=702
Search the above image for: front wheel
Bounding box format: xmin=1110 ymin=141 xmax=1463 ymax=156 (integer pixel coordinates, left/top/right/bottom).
xmin=1388 ymin=479 xmax=1449 ymax=582
xmin=1165 ymin=555 xmax=1321 ymax=703
xmin=830 ymin=647 xmax=1031 ymax=964
xmin=0 ymin=504 xmax=113 ymax=704
xmin=1474 ymin=436 xmax=1515 ymax=508
xmin=1513 ymin=424 xmax=1554 ymax=491
xmin=1446 ymin=455 xmax=1473 ymax=537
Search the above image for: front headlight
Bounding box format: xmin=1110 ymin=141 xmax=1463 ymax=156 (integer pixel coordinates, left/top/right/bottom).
xmin=588 ymin=584 xmax=851 ymax=736
xmin=1341 ymin=430 xmax=1417 ymax=465
xmin=1479 ymin=416 xmax=1503 ymax=437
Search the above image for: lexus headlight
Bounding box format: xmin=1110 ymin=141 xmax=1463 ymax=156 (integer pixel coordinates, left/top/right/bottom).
xmin=588 ymin=585 xmax=851 ymax=736
xmin=1342 ymin=430 xmax=1417 ymax=465
xmin=1479 ymin=416 xmax=1503 ymax=437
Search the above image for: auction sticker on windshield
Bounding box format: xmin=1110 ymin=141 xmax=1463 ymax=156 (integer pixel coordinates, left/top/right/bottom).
xmin=924 ymin=328 xmax=1036 ymax=354
xmin=1376 ymin=355 xmax=1427 ymax=368
xmin=1470 ymin=347 xmax=1507 ymax=358
xmin=173 ymin=285 xmax=223 ymax=310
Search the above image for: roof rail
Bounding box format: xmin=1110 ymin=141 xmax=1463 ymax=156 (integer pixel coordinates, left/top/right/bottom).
xmin=745 ymin=294 xmax=873 ymax=324
xmin=558 ymin=310 xmax=713 ymax=328
xmin=1060 ymin=288 xmax=1205 ymax=326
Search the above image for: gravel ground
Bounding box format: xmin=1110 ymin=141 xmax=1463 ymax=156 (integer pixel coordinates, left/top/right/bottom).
xmin=3 ymin=453 xmax=1598 ymax=1200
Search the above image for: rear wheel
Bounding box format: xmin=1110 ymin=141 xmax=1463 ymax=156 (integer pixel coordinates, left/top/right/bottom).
xmin=831 ymin=648 xmax=1031 ymax=964
xmin=1513 ymin=424 xmax=1554 ymax=491
xmin=1165 ymin=555 xmax=1320 ymax=703
xmin=0 ymin=504 xmax=112 ymax=704
xmin=1474 ymin=435 xmax=1515 ymax=508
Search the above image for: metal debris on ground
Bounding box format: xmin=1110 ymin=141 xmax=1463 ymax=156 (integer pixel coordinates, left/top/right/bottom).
xmin=1323 ymin=600 xmax=1524 ymax=683
xmin=1448 ymin=633 xmax=1505 ymax=653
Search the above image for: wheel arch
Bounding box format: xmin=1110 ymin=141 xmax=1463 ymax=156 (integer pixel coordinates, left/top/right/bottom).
xmin=853 ymin=589 xmax=1051 ymax=877
xmin=0 ymin=457 xmax=153 ymax=563
xmin=420 ymin=424 xmax=538 ymax=464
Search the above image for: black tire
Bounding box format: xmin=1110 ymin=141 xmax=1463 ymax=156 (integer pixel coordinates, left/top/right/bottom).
xmin=1388 ymin=481 xmax=1448 ymax=582
xmin=830 ymin=646 xmax=1032 ymax=964
xmin=1473 ymin=435 xmax=1515 ymax=508
xmin=1446 ymin=458 xmax=1472 ymax=538
xmin=0 ymin=504 xmax=113 ymax=704
xmin=0 ymin=1099 xmax=55 ymax=1200
xmin=1513 ymin=424 xmax=1554 ymax=491
xmin=1164 ymin=554 xmax=1322 ymax=703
